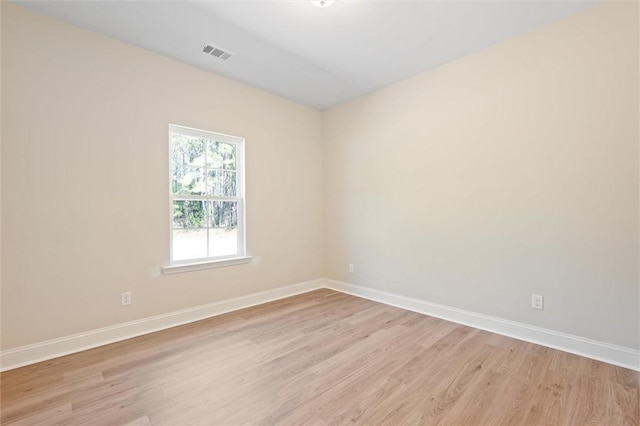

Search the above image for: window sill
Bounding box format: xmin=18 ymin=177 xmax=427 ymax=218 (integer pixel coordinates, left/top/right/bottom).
xmin=162 ymin=256 xmax=253 ymax=275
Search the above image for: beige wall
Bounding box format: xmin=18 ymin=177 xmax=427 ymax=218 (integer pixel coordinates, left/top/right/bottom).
xmin=1 ymin=4 xmax=324 ymax=349
xmin=0 ymin=1 xmax=3 ymax=335
xmin=324 ymin=2 xmax=639 ymax=349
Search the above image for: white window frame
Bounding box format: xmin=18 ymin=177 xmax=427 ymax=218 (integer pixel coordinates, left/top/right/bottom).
xmin=163 ymin=124 xmax=250 ymax=274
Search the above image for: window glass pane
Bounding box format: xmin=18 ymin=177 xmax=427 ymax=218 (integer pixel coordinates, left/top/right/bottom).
xmin=208 ymin=200 xmax=238 ymax=257
xmin=172 ymin=200 xmax=208 ymax=261
xmin=172 ymin=166 xmax=205 ymax=195
xmin=207 ymin=140 xmax=236 ymax=170
xmin=206 ymin=169 xmax=237 ymax=197
xmin=173 ymin=229 xmax=207 ymax=261
xmin=208 ymin=228 xmax=237 ymax=258
xmin=208 ymin=200 xmax=238 ymax=229
xmin=172 ymin=200 xmax=206 ymax=229
xmin=171 ymin=134 xmax=205 ymax=166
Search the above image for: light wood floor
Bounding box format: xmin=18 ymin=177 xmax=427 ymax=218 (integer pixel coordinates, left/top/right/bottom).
xmin=1 ymin=289 xmax=638 ymax=425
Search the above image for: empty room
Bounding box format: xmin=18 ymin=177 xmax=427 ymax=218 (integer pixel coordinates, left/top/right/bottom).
xmin=1 ymin=0 xmax=638 ymax=425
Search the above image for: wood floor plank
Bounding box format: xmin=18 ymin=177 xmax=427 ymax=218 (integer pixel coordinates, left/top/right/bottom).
xmin=1 ymin=289 xmax=638 ymax=425
xmin=3 ymin=403 xmax=72 ymax=426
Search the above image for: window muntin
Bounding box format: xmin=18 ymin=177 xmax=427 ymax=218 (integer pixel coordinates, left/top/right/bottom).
xmin=169 ymin=124 xmax=245 ymax=264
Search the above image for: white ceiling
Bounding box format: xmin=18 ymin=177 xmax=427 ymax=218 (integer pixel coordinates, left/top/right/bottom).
xmin=14 ymin=0 xmax=598 ymax=110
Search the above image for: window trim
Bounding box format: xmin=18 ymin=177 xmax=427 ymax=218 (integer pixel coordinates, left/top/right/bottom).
xmin=166 ymin=124 xmax=247 ymax=269
xmin=162 ymin=256 xmax=253 ymax=275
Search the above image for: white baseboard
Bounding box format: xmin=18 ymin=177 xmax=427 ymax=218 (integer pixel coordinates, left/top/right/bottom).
xmin=3 ymin=278 xmax=638 ymax=372
xmin=324 ymin=279 xmax=640 ymax=371
xmin=0 ymin=279 xmax=324 ymax=372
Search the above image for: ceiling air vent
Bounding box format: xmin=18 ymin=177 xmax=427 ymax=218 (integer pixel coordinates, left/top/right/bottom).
xmin=202 ymin=43 xmax=233 ymax=61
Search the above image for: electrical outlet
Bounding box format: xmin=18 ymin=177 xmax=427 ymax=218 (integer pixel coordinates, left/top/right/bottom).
xmin=121 ymin=291 xmax=132 ymax=306
xmin=348 ymin=264 xmax=354 ymax=273
xmin=531 ymin=294 xmax=544 ymax=310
